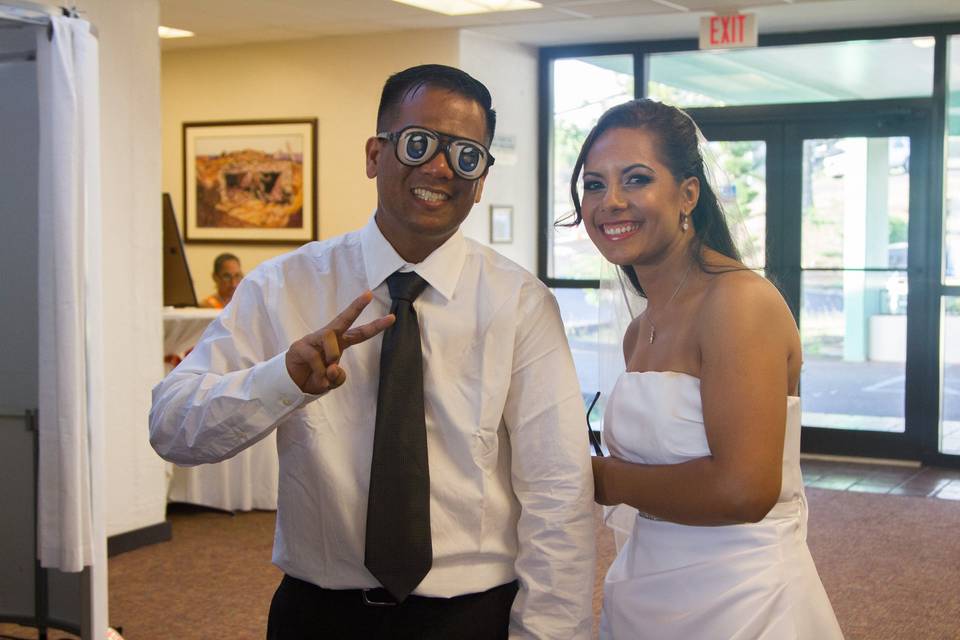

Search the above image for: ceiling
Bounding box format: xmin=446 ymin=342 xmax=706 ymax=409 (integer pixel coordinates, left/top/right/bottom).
xmin=158 ymin=0 xmax=960 ymax=50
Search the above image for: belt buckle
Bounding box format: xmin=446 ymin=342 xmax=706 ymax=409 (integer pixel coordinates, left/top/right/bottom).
xmin=362 ymin=588 xmax=398 ymax=607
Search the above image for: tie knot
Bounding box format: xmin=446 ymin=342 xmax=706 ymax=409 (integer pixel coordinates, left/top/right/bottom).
xmin=387 ymin=271 xmax=428 ymax=303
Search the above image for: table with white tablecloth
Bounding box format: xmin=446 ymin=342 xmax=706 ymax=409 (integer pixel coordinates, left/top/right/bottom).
xmin=162 ymin=307 xmax=279 ymax=512
xmin=163 ymin=307 xmax=220 ymax=361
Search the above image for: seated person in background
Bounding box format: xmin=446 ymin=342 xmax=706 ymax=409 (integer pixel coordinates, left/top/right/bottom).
xmin=200 ymin=252 xmax=243 ymax=309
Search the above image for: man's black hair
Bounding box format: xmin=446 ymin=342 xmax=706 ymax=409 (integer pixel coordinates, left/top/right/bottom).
xmin=213 ymin=252 xmax=240 ymax=275
xmin=376 ymin=64 xmax=497 ymax=143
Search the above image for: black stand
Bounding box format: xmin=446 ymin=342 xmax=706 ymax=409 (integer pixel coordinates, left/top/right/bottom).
xmin=0 ymin=410 xmax=81 ymax=639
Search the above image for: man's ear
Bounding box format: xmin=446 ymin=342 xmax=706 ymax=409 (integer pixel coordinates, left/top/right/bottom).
xmin=365 ymin=137 xmax=381 ymax=179
xmin=473 ymin=175 xmax=486 ymax=204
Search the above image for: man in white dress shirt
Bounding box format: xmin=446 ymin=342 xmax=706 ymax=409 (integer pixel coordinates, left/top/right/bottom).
xmin=149 ymin=64 xmax=594 ymax=639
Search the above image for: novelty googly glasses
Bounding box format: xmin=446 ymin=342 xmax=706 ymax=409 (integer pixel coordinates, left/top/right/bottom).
xmin=376 ymin=126 xmax=495 ymax=181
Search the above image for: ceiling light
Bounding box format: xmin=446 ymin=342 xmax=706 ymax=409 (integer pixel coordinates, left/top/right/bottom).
xmin=158 ymin=25 xmax=195 ymax=39
xmin=911 ymin=37 xmax=935 ymax=49
xmin=392 ymin=0 xmax=542 ymax=16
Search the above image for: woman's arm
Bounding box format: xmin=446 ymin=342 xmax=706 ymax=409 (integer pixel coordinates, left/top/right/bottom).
xmin=593 ymin=274 xmax=795 ymax=526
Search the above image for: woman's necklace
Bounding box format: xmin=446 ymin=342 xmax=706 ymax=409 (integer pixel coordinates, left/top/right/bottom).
xmin=642 ymin=261 xmax=694 ymax=344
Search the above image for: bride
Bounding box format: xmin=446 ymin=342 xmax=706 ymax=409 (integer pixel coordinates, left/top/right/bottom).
xmin=571 ymin=99 xmax=843 ymax=639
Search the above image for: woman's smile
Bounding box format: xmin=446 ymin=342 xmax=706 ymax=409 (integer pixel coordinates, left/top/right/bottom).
xmin=600 ymin=221 xmax=644 ymax=240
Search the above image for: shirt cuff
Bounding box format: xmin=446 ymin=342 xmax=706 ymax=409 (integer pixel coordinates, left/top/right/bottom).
xmin=256 ymin=350 xmax=322 ymax=413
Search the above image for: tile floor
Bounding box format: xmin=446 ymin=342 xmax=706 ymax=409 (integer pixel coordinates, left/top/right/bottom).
xmin=801 ymin=456 xmax=960 ymax=499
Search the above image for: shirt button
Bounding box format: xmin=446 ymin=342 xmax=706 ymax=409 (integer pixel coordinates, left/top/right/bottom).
xmin=281 ymin=397 xmax=293 ymax=407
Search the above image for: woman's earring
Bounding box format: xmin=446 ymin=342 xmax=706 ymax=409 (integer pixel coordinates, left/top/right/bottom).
xmin=681 ymin=213 xmax=690 ymax=232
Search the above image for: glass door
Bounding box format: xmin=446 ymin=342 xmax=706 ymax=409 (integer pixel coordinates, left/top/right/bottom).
xmin=937 ymin=35 xmax=960 ymax=461
xmin=694 ymin=106 xmax=933 ymax=460
xmin=702 ymin=137 xmax=770 ymax=272
xmin=799 ymin=135 xmax=912 ymax=434
xmin=788 ymin=114 xmax=932 ymax=459
xmin=692 ymin=121 xmax=783 ymax=277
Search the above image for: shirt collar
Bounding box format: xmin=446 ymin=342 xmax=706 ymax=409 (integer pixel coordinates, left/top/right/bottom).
xmin=360 ymin=214 xmax=467 ymax=302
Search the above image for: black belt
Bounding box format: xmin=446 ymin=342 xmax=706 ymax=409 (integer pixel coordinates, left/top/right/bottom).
xmin=361 ymin=587 xmax=399 ymax=607
xmin=280 ymin=575 xmax=517 ymax=608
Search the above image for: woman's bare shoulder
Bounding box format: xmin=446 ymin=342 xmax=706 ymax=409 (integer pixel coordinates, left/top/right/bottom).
xmin=696 ymin=259 xmax=802 ymax=393
xmin=698 ymin=263 xmax=797 ymax=343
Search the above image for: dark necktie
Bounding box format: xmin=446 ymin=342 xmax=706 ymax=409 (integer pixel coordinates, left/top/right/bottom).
xmin=364 ymin=271 xmax=432 ymax=603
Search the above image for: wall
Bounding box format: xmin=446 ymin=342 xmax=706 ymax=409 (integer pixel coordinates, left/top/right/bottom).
xmin=161 ymin=30 xmax=461 ymax=297
xmin=459 ymin=31 xmax=538 ymax=273
xmin=80 ymin=0 xmax=166 ymax=537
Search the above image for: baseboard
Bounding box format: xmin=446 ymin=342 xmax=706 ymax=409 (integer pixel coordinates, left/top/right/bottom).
xmin=799 ymin=452 xmax=922 ymax=467
xmin=107 ymin=521 xmax=172 ymax=557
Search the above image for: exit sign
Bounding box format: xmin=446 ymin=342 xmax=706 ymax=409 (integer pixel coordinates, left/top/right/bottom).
xmin=699 ymin=13 xmax=758 ymax=50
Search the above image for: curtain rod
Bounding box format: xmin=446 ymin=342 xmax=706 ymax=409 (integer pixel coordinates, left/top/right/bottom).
xmin=0 ymin=3 xmax=98 ymax=39
xmin=0 ymin=1 xmax=58 ymax=25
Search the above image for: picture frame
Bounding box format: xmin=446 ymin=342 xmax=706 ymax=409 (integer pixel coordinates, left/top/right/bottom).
xmin=490 ymin=205 xmax=513 ymax=244
xmin=182 ymin=118 xmax=318 ymax=244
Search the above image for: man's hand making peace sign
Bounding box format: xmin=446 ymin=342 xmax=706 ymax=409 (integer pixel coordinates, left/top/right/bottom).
xmin=285 ymin=291 xmax=395 ymax=395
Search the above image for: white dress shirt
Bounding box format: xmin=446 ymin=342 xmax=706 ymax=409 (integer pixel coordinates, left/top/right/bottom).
xmin=149 ymin=217 xmax=595 ymax=638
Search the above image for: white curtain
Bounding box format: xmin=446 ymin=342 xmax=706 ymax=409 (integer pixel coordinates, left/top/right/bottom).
xmin=35 ymin=14 xmax=104 ymax=576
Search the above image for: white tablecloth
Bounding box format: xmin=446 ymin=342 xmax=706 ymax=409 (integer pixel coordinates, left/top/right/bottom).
xmin=162 ymin=307 xmax=279 ymax=512
xmin=163 ymin=306 xmax=220 ymax=357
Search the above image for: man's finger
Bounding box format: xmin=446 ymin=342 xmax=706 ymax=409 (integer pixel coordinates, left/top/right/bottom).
xmin=321 ymin=330 xmax=341 ymax=363
xmin=342 ymin=314 xmax=396 ymax=348
xmin=326 ymin=364 xmax=346 ymax=389
xmin=326 ymin=291 xmax=374 ymax=333
xmin=297 ymin=341 xmax=327 ymax=379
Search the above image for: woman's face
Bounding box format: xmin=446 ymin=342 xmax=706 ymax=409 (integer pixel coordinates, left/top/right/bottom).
xmin=580 ymin=127 xmax=698 ymax=268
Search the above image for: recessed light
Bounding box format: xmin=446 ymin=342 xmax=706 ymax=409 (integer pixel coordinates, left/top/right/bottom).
xmin=392 ymin=0 xmax=542 ymax=16
xmin=158 ymin=25 xmax=195 ymax=39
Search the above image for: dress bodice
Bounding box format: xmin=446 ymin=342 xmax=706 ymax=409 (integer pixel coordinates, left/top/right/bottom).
xmin=603 ymin=371 xmax=804 ymax=508
xmin=598 ymin=372 xmax=843 ymax=639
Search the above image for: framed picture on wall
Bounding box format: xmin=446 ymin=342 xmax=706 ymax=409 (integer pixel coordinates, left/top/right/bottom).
xmin=490 ymin=205 xmax=513 ymax=244
xmin=182 ymin=118 xmax=317 ymax=244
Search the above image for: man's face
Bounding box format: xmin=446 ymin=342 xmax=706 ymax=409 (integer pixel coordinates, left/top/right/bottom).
xmin=366 ymin=85 xmax=488 ymax=262
xmin=214 ymin=259 xmax=243 ymax=302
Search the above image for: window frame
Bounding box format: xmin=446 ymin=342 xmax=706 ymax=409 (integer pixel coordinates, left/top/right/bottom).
xmin=537 ymin=21 xmax=960 ymax=467
xmin=537 ymin=21 xmax=960 ymax=291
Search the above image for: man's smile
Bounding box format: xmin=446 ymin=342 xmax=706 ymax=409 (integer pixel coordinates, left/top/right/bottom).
xmin=412 ymin=187 xmax=451 ymax=203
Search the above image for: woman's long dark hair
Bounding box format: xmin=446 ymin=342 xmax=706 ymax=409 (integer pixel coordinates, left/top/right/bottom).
xmin=567 ymin=99 xmax=742 ymax=296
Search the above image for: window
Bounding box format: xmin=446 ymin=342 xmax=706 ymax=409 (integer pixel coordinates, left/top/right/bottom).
xmin=548 ymin=55 xmax=633 ymax=282
xmin=541 ymin=29 xmax=953 ymax=458
xmin=647 ymin=38 xmax=935 ymax=108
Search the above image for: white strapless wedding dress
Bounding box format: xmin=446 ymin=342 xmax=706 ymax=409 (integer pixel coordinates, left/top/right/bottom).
xmin=600 ymin=371 xmax=843 ymax=640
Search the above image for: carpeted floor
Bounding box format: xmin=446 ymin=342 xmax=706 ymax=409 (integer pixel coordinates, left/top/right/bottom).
xmin=803 ymin=488 xmax=960 ymax=640
xmin=3 ymin=488 xmax=959 ymax=639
